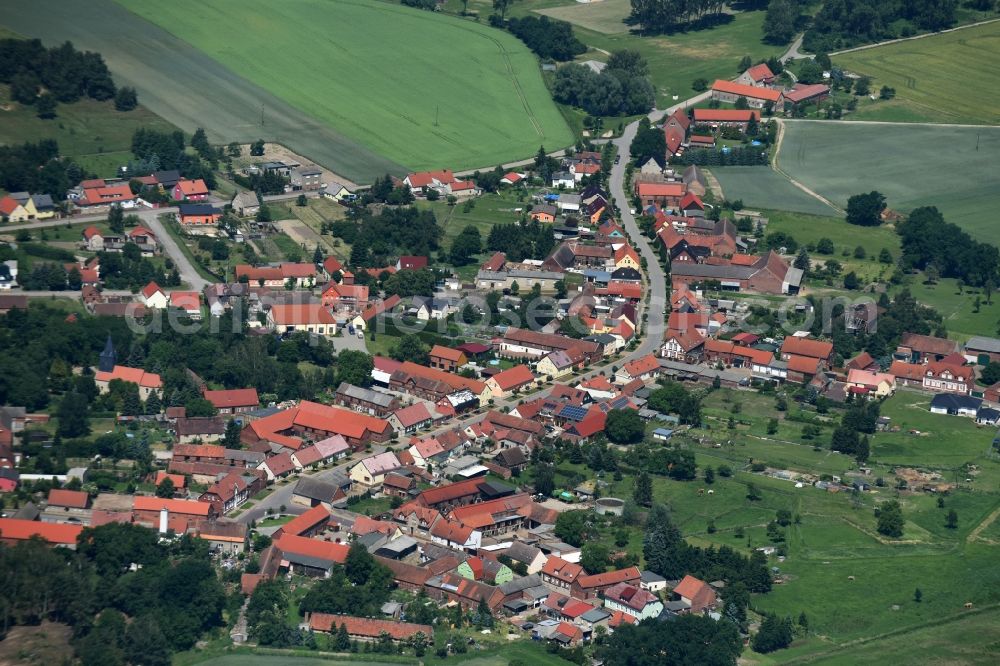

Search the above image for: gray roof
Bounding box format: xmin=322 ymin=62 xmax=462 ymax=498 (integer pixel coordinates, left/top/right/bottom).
xmin=504 ymin=540 xmax=542 ymax=565
xmin=32 ymin=194 xmax=54 ymax=210
xmin=783 ymin=266 xmax=804 ymax=287
xmin=641 ymin=570 xmax=666 ymax=583
xmin=293 ymin=477 xmax=339 ymax=502
xmin=966 ymin=336 xmax=1000 ymax=354
xmin=225 ymin=449 xmax=266 ymax=464
xmin=533 ymin=204 xmax=558 ymax=217
xmin=336 ymin=382 xmax=396 ymax=408
xmin=931 ymin=393 xmax=982 ymax=411
xmin=558 ymin=194 xmax=582 ymax=205
xmin=670 ymin=263 xmax=756 ymax=280
xmin=508 ymin=268 xmax=563 ymax=281
xmin=499 ymin=573 xmax=544 ymax=595
xmin=580 ymin=607 xmax=611 ymax=623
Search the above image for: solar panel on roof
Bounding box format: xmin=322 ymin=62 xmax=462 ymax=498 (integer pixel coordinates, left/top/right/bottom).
xmin=558 ymin=405 xmax=589 ymax=422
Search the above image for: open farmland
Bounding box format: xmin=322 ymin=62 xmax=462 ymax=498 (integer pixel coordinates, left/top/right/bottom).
xmin=534 ymin=0 xmax=633 ymax=34
xmin=1 ymin=0 xmax=404 ymax=184
xmin=774 ymin=120 xmax=1000 ymax=244
xmin=712 ymin=167 xmax=839 ymax=216
xmin=835 ymin=21 xmax=1000 ymax=125
xmin=115 ymin=0 xmax=572 ymax=175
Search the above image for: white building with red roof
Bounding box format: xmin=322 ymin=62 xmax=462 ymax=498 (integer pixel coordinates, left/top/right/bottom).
xmin=140 ymin=281 xmax=168 ymax=309
xmin=95 ymin=365 xmax=163 ymax=400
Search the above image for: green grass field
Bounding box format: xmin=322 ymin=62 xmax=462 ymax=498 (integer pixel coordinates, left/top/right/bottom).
xmin=835 ymin=21 xmax=1000 ymax=125
xmin=712 ymin=167 xmax=840 ymax=216
xmin=535 ymin=0 xmax=633 ymax=34
xmin=775 ymin=121 xmax=1000 ymax=244
xmin=116 ymin=0 xmax=572 ymax=173
xmin=0 ymin=84 xmax=178 ymax=178
xmin=898 ymin=277 xmax=1000 ymax=342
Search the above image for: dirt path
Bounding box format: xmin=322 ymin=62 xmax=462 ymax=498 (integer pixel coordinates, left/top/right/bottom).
xmin=703 ymin=168 xmax=725 ymax=200
xmin=967 ymin=504 xmax=1000 ymax=543
xmin=830 ymin=17 xmax=1000 ymax=56
xmin=771 ymin=119 xmax=846 ymax=214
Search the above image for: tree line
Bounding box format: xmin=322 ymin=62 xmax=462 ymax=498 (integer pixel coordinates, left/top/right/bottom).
xmin=898 ymin=206 xmax=999 ymax=288
xmin=629 ymin=0 xmax=729 ymax=34
xmin=0 ymin=139 xmax=84 ymax=202
xmin=130 ymin=128 xmax=217 ymax=189
xmin=506 ymin=16 xmax=586 ymax=61
xmin=486 ymin=219 xmax=556 ymax=262
xmin=673 ymin=145 xmax=769 ymax=166
xmin=803 ymin=0 xmax=958 ymax=53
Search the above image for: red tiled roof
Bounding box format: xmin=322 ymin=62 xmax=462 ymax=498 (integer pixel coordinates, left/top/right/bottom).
xmin=786 ymin=354 xmax=821 ymax=375
xmin=430 ymin=345 xmax=466 ymax=363
xmin=278 ymin=505 xmax=331 ymax=537
xmin=95 ymin=365 xmax=163 ymax=389
xmin=575 ymin=566 xmax=640 ymax=588
xmin=204 ymin=388 xmax=259 ymax=409
xmin=133 ymin=496 xmax=212 ymax=516
xmin=692 ymin=108 xmax=760 ymax=123
xmin=269 ymin=304 xmax=336 ymax=326
xmin=784 ymin=83 xmax=830 ymax=103
xmin=175 ymin=179 xmax=208 ymax=196
xmin=0 ymin=518 xmax=82 ymax=545
xmin=275 ymin=533 xmax=349 ymax=563
xmin=637 ymin=182 xmax=686 ymax=197
xmin=406 ymin=170 xmax=456 ymax=188
xmin=142 ymin=281 xmax=163 ymax=299
xmin=430 ymin=519 xmax=474 ymax=544
xmin=711 ymin=79 xmax=782 ymax=101
xmin=542 ymin=556 xmax=583 ymax=582
xmin=622 ymin=354 xmax=659 ymax=378
xmin=394 ymin=403 xmax=433 ymax=429
xmin=889 ymin=360 xmax=925 ymax=381
xmin=170 ymin=291 xmax=200 ymax=311
xmin=489 ymin=364 xmax=535 ymax=391
xmin=417 ymin=477 xmax=484 ymax=506
xmin=781 ymin=336 xmax=833 ymax=360
xmin=745 ymin=63 xmax=774 ymax=82
xmin=47 ymin=488 xmax=89 ymax=509
xmin=173 ymin=443 xmax=225 ymax=459
xmin=310 ymin=613 xmax=432 ymax=640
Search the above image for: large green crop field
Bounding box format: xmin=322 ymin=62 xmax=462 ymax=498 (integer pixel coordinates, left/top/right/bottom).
xmin=774 ymin=120 xmax=1000 ymax=244
xmin=116 ymin=0 xmax=573 ymax=174
xmin=835 ymin=21 xmax=1000 ymax=125
xmin=711 ymin=167 xmax=840 ymax=216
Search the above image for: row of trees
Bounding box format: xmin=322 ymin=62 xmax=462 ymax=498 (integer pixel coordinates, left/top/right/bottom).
xmin=506 ymin=16 xmax=587 ymax=61
xmin=0 ymin=38 xmax=118 ymax=111
xmin=898 ymin=206 xmax=1000 ymax=288
xmin=673 ymin=145 xmax=769 ymax=166
xmin=803 ymin=0 xmax=958 ymax=53
xmin=629 ymin=0 xmax=730 ymax=33
xmin=130 ymin=128 xmax=217 ymax=189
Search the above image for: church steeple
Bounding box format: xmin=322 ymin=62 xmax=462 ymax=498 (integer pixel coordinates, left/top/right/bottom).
xmin=98 ymin=334 xmax=117 ymax=373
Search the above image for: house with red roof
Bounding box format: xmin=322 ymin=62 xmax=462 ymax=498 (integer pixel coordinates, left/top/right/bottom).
xmin=199 ymin=469 xmax=259 ymax=513
xmin=349 ymin=451 xmax=402 ymax=487
xmin=95 ymin=365 xmax=163 ymax=400
xmin=922 ymin=361 xmax=974 ymax=395
xmin=75 ymin=182 xmax=136 ymax=209
xmin=635 ymin=181 xmax=687 ymax=207
xmin=274 ymin=504 xmax=332 ymax=539
xmin=132 ymin=496 xmax=216 ymax=532
xmin=615 ymin=353 xmax=660 ymax=384
xmin=47 ymin=488 xmax=91 ymax=515
xmin=672 ymin=574 xmax=717 ymax=613
xmin=847 ymin=369 xmax=896 ymax=398
xmin=267 ymin=304 xmax=337 ymax=336
xmin=0 ymin=518 xmax=83 ymax=548
xmin=501 ymin=172 xmax=524 ymax=186
xmin=780 ymin=336 xmax=834 ymax=365
xmin=571 ymin=566 xmax=641 ymax=599
xmin=243 ymin=400 xmax=392 ymax=450
xmin=322 ymin=282 xmax=369 ymax=311
xmin=390 ymin=403 xmax=436 ymax=435
xmin=172 ymin=178 xmax=209 ymax=201
xmin=429 ymin=345 xmax=467 ymax=372
xmin=430 ymin=519 xmax=481 ymax=550
xmin=404 ymin=169 xmax=457 ymax=191
xmin=169 ymin=291 xmax=202 ymax=319
xmin=486 ymin=364 xmax=536 ymax=398
xmin=710 ymin=79 xmax=783 ymax=108
xmin=140 ymin=281 xmax=168 ymax=309
xmin=737 ymin=62 xmax=775 ymax=87
xmin=541 ymin=556 xmax=584 ymax=591
xmin=203 ymin=388 xmax=259 ymax=415
xmin=783 ymin=83 xmax=831 ymax=109
xmin=661 ymin=328 xmax=705 ymax=362
xmin=0 ymin=196 xmax=30 ymax=222
xmin=396 ymin=255 xmax=429 ymax=271
xmin=664 ymin=124 xmax=685 ymax=157
xmin=275 ymin=533 xmax=349 ymax=576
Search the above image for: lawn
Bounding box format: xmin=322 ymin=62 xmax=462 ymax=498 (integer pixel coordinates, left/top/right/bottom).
xmin=898 ymin=276 xmax=1000 ymax=342
xmin=872 ymin=391 xmax=995 ymax=469
xmin=0 ymin=84 xmax=178 ymax=178
xmin=776 ymin=121 xmax=1000 ymax=244
xmin=115 ymin=0 xmax=573 ymax=174
xmin=711 ymin=168 xmax=840 ymax=216
xmin=834 ymin=21 xmax=1000 ymax=126
xmin=534 ymin=0 xmax=633 ymax=34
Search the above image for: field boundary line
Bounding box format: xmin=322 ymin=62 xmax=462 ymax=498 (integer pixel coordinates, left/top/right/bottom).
xmin=771 ymin=120 xmax=844 ymax=214
xmin=830 ymin=17 xmax=1000 ymax=56
xmin=967 ymin=503 xmax=1000 ymax=543
xmin=782 ymin=118 xmax=1000 ymax=129
xmin=780 ymin=602 xmax=1000 ymax=664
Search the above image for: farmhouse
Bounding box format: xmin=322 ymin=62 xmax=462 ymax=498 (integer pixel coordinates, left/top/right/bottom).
xmin=172 ymin=178 xmax=209 ymax=201
xmin=603 ymin=582 xmax=664 ymax=621
xmin=499 ymin=328 xmax=600 ymax=362
xmin=921 ymin=361 xmax=973 ymax=395
xmin=203 ymin=388 xmax=260 ymax=415
xmin=429 ymin=345 xmax=467 ymax=372
xmin=670 ymin=251 xmax=802 ymax=295
xmin=635 ymin=181 xmax=686 ymax=208
xmin=846 ymin=369 xmax=896 ymax=398
xmin=0 ymin=519 xmax=83 ymax=548
xmin=349 ymin=451 xmax=402 ymax=487
xmin=710 ymin=80 xmax=783 ymax=108
xmin=244 ymin=400 xmax=392 ymax=449
xmin=486 ymin=365 xmax=536 ymax=398
xmin=267 ymin=304 xmax=337 ymax=336
xmin=95 ymin=365 xmax=162 ymax=400
xmin=177 ymin=203 xmax=222 ymax=225
xmin=672 ymin=574 xmax=717 ymax=613
xmin=334 ymin=382 xmax=399 ymax=417
xmin=737 ymin=63 xmax=775 ymax=87
xmin=783 ymin=83 xmax=831 ymax=109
